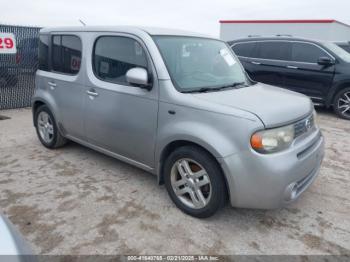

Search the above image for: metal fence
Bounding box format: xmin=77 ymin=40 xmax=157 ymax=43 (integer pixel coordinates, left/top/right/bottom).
xmin=0 ymin=24 xmax=41 ymax=110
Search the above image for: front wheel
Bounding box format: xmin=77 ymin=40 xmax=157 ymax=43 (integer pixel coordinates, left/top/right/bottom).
xmin=164 ymin=146 xmax=227 ymax=218
xmin=333 ymin=88 xmax=350 ymax=120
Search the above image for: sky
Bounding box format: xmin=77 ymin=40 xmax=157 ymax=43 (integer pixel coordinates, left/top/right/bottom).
xmin=1 ymin=0 xmax=350 ymax=37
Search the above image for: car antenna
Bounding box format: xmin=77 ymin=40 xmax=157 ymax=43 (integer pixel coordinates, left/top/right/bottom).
xmin=78 ymin=19 xmax=86 ymax=26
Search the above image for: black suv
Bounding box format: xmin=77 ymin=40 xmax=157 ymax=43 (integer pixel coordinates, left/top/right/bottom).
xmin=229 ymin=37 xmax=350 ymax=119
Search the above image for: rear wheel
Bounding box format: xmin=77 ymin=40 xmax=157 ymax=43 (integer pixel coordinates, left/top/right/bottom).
xmin=164 ymin=146 xmax=226 ymax=218
xmin=35 ymin=105 xmax=67 ymax=148
xmin=333 ymin=88 xmax=350 ymax=120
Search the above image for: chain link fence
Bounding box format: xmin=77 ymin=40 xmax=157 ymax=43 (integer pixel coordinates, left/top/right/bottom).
xmin=0 ymin=24 xmax=41 ymax=110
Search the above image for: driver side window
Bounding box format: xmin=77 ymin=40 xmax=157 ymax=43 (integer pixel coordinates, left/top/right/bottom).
xmin=291 ymin=42 xmax=330 ymax=63
xmin=93 ymin=36 xmax=148 ymax=86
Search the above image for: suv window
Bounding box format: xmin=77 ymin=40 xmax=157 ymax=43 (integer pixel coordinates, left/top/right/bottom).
xmin=38 ymin=35 xmax=49 ymax=71
xmin=255 ymin=41 xmax=291 ymax=61
xmin=52 ymin=35 xmax=82 ymax=75
xmin=291 ymin=42 xmax=329 ymax=63
xmin=232 ymin=42 xmax=256 ymax=57
xmin=93 ymin=36 xmax=148 ymax=85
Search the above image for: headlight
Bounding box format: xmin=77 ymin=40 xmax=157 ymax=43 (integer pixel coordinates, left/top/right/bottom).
xmin=251 ymin=124 xmax=295 ymax=153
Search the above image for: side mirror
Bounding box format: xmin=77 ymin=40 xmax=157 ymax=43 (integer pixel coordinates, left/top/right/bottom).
xmin=126 ymin=67 xmax=151 ymax=90
xmin=317 ymin=57 xmax=335 ymax=66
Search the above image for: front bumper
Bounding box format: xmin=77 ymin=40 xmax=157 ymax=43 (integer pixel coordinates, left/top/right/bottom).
xmin=219 ymin=127 xmax=325 ymax=209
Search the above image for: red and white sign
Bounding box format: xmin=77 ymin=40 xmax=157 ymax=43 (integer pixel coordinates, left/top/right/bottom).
xmin=71 ymin=55 xmax=81 ymax=71
xmin=0 ymin=33 xmax=17 ymax=54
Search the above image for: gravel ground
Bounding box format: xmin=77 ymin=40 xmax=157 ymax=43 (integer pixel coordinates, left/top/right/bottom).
xmin=0 ymin=107 xmax=349 ymax=255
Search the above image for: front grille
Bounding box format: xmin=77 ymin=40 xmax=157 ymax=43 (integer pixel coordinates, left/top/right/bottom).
xmin=294 ymin=114 xmax=315 ymax=138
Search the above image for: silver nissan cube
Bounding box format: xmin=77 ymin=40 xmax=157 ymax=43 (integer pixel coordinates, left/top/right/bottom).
xmin=32 ymin=26 xmax=325 ymax=218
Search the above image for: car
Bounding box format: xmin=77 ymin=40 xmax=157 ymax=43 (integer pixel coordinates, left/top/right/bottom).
xmin=0 ymin=51 xmax=18 ymax=87
xmin=0 ymin=213 xmax=34 ymax=257
xmin=32 ymin=26 xmax=324 ymax=218
xmin=335 ymin=41 xmax=350 ymax=53
xmin=229 ymin=36 xmax=350 ymax=119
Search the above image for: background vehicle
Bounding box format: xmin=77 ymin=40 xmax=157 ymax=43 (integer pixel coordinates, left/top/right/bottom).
xmin=32 ymin=27 xmax=324 ymax=218
xmin=0 ymin=52 xmax=18 ymax=87
xmin=0 ymin=213 xmax=34 ymax=256
xmin=335 ymin=41 xmax=350 ymax=53
xmin=229 ymin=36 xmax=350 ymax=119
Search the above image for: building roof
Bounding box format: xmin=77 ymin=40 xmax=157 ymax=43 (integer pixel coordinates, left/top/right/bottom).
xmin=219 ymin=19 xmax=350 ymax=28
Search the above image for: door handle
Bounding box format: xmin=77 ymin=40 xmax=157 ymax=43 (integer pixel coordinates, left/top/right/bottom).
xmin=86 ymin=90 xmax=99 ymax=97
xmin=287 ymin=65 xmax=299 ymax=69
xmin=48 ymin=81 xmax=57 ymax=87
xmin=251 ymin=61 xmax=261 ymax=65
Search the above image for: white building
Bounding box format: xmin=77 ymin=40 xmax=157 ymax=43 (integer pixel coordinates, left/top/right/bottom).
xmin=220 ymin=19 xmax=350 ymax=42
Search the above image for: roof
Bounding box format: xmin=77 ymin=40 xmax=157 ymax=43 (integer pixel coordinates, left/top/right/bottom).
xmin=219 ymin=19 xmax=350 ymax=28
xmin=227 ymin=36 xmax=326 ymax=45
xmin=40 ymin=26 xmax=211 ymax=38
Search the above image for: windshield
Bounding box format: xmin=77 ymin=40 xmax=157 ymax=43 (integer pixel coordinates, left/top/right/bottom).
xmin=153 ymin=36 xmax=250 ymax=92
xmin=323 ymin=42 xmax=350 ymax=63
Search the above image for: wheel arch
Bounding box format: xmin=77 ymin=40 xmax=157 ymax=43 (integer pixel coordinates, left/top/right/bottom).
xmin=326 ymin=82 xmax=350 ymax=107
xmin=32 ymin=98 xmax=60 ymax=132
xmin=157 ymin=139 xmax=231 ymax=201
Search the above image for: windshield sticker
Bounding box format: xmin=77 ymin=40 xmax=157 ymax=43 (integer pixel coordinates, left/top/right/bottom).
xmin=220 ymin=48 xmax=236 ymax=66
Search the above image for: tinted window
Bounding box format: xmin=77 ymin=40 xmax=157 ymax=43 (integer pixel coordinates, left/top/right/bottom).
xmin=232 ymin=42 xmax=256 ymax=57
xmin=93 ymin=36 xmax=148 ymax=85
xmin=38 ymin=35 xmax=49 ymax=71
xmin=52 ymin=35 xmax=61 ymax=71
xmin=255 ymin=41 xmax=291 ymax=61
xmin=52 ymin=35 xmax=82 ymax=74
xmin=291 ymin=43 xmax=329 ymax=63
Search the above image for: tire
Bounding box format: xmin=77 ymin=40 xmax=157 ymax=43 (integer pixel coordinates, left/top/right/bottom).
xmin=163 ymin=146 xmax=227 ymax=218
xmin=333 ymin=88 xmax=350 ymax=120
xmin=34 ymin=105 xmax=67 ymax=148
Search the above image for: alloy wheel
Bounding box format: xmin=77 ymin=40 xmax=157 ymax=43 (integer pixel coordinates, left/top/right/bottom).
xmin=170 ymin=158 xmax=212 ymax=209
xmin=37 ymin=111 xmax=54 ymax=144
xmin=338 ymin=91 xmax=350 ymax=117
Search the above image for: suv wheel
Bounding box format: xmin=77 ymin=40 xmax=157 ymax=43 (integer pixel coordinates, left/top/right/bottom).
xmin=164 ymin=146 xmax=226 ymax=218
xmin=333 ymin=88 xmax=350 ymax=120
xmin=35 ymin=105 xmax=67 ymax=148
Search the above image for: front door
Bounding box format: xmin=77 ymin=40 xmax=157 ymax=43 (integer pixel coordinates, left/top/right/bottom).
xmin=283 ymin=42 xmax=335 ymax=103
xmin=84 ymin=34 xmax=159 ymax=168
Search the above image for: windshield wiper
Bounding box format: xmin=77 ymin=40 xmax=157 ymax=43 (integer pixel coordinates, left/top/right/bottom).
xmin=183 ymin=82 xmax=248 ymax=93
xmin=215 ymin=82 xmax=248 ymax=90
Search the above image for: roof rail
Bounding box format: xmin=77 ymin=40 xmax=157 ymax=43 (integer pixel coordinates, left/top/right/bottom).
xmin=247 ymin=35 xmax=261 ymax=37
xmin=276 ymin=34 xmax=293 ymax=37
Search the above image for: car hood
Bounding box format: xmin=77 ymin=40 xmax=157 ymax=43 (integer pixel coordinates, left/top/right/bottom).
xmin=191 ymin=83 xmax=313 ymax=128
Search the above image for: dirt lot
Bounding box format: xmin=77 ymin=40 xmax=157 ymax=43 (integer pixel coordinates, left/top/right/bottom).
xmin=0 ymin=107 xmax=349 ymax=255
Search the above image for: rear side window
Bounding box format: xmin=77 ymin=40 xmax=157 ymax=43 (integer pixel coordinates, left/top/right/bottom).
xmin=51 ymin=35 xmax=82 ymax=75
xmin=255 ymin=41 xmax=291 ymax=61
xmin=93 ymin=36 xmax=148 ymax=85
xmin=232 ymin=42 xmax=256 ymax=57
xmin=291 ymin=43 xmax=329 ymax=63
xmin=38 ymin=35 xmax=49 ymax=71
